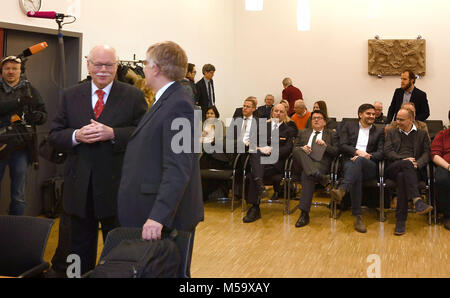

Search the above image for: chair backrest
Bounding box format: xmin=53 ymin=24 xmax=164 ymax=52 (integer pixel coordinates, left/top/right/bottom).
xmin=425 ymin=120 xmax=444 ymax=140
xmin=100 ymin=227 xmax=192 ymax=278
xmin=0 ymin=216 xmax=54 ymax=276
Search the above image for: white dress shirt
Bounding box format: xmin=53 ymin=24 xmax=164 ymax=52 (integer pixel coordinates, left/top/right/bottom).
xmin=355 ymin=123 xmax=372 ymax=152
xmin=241 ymin=115 xmax=253 ymax=144
xmin=307 ymin=129 xmax=324 ymax=147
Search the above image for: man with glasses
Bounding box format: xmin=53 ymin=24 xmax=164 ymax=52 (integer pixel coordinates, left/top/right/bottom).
xmin=49 ymin=45 xmax=147 ymax=274
xmin=292 ymin=110 xmax=339 ymax=228
xmin=373 ymin=101 xmax=387 ymax=124
xmin=330 ymin=104 xmax=385 ymax=233
xmin=384 ymin=108 xmax=432 ymax=235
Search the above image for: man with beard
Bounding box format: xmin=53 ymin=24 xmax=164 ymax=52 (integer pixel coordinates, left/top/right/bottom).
xmin=330 ymin=104 xmax=385 ymax=233
xmin=387 ymin=70 xmax=430 ymax=123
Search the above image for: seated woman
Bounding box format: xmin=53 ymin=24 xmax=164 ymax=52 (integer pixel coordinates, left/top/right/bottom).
xmin=431 ymin=110 xmax=450 ymax=230
xmin=200 ymin=106 xmax=229 ymax=201
xmin=306 ymin=100 xmax=338 ymax=130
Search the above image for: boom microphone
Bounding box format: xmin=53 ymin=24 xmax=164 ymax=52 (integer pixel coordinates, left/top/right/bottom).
xmin=26 ymin=11 xmax=72 ymax=19
xmin=17 ymin=42 xmax=48 ymax=59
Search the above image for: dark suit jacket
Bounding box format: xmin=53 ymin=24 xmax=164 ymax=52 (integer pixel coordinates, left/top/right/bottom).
xmin=384 ymin=127 xmax=430 ymax=169
xmin=264 ymin=121 xmax=297 ymax=171
xmin=49 ymin=80 xmax=148 ymax=219
xmin=196 ymin=77 xmax=214 ymax=113
xmin=294 ymin=128 xmax=339 ymax=172
xmin=257 ymin=105 xmax=273 ymax=119
xmin=117 ymin=82 xmax=204 ymax=232
xmin=387 ymin=87 xmax=430 ymax=123
xmin=339 ymin=121 xmax=385 ymax=162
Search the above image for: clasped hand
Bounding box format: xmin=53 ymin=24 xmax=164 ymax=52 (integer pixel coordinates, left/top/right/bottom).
xmin=75 ymin=119 xmax=114 ymax=144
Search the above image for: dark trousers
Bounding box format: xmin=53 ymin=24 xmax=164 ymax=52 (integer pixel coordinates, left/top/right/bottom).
xmin=435 ymin=166 xmax=450 ymax=218
xmin=50 ymin=211 xmax=72 ymax=273
xmin=293 ymin=149 xmax=329 ymax=213
xmin=342 ymin=158 xmax=377 ymax=216
xmin=246 ymin=152 xmax=264 ymax=205
xmin=70 ymin=181 xmax=119 ymax=275
xmin=385 ymin=160 xmax=421 ymax=221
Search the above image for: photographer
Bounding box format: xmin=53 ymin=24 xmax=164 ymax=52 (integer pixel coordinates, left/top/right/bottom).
xmin=0 ymin=56 xmax=47 ymax=215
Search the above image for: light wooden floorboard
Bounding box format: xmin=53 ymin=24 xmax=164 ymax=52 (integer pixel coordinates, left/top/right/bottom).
xmin=43 ymin=194 xmax=450 ymax=278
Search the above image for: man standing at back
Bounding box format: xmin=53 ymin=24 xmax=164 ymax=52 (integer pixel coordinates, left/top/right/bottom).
xmin=387 ymin=70 xmax=430 ymax=123
xmin=118 ymin=41 xmax=204 ymax=278
xmin=196 ymin=64 xmax=216 ymax=116
xmin=282 ymin=77 xmax=303 ymax=116
xmin=49 ymin=45 xmax=147 ymax=275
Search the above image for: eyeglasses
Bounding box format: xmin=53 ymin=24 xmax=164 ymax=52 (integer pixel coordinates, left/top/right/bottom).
xmin=311 ymin=117 xmax=324 ymax=121
xmin=89 ymin=61 xmax=117 ymax=69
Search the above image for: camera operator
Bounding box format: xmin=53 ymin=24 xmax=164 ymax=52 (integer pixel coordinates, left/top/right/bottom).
xmin=0 ymin=56 xmax=47 ymax=215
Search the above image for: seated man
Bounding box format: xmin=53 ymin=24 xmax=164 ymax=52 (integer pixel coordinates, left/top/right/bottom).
xmin=386 ymin=102 xmax=430 ymax=141
xmin=374 ymin=101 xmax=387 ymax=124
xmin=242 ymin=103 xmax=297 ymax=223
xmin=257 ymin=94 xmax=275 ymax=120
xmin=292 ymin=110 xmax=339 ymax=228
xmin=431 ymin=110 xmax=450 ymax=230
xmin=291 ymin=99 xmax=311 ymax=130
xmin=384 ymin=108 xmax=433 ymax=236
xmin=330 ymin=104 xmax=385 ymax=233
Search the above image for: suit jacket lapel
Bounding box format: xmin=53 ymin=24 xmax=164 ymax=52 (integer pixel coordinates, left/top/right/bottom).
xmin=78 ymin=82 xmax=95 ymax=124
xmin=97 ymin=81 xmax=122 ymax=124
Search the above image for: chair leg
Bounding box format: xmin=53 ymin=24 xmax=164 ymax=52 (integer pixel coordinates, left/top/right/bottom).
xmin=231 ymin=176 xmax=235 ymax=212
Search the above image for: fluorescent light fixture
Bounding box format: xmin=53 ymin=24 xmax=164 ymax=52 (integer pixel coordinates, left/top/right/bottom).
xmin=245 ymin=0 xmax=263 ymax=11
xmin=297 ymin=0 xmax=311 ymax=31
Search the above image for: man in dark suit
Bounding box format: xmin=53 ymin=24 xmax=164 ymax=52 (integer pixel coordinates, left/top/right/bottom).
xmin=244 ymin=103 xmax=297 ymax=222
xmin=49 ymin=45 xmax=148 ymax=274
xmin=384 ymin=108 xmax=433 ymax=235
xmin=292 ymin=110 xmax=339 ymax=227
xmin=330 ymin=104 xmax=385 ymax=233
xmin=257 ymin=94 xmax=275 ymax=119
xmin=387 ymin=70 xmax=430 ymax=123
xmin=117 ymin=41 xmax=204 ymax=277
xmin=196 ymin=64 xmax=216 ymax=116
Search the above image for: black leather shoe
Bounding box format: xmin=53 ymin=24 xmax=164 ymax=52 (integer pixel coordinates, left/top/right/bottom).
xmin=318 ymin=174 xmax=331 ymax=187
xmin=243 ymin=206 xmax=261 ymax=223
xmin=394 ymin=220 xmax=406 ymax=236
xmin=295 ymin=211 xmax=310 ymax=228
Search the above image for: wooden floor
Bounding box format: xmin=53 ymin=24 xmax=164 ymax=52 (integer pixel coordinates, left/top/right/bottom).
xmin=43 ymin=191 xmax=450 ymax=278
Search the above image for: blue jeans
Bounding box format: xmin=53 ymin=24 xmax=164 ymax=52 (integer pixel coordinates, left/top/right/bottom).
xmin=342 ymin=157 xmax=377 ymax=216
xmin=0 ymin=150 xmax=28 ymax=215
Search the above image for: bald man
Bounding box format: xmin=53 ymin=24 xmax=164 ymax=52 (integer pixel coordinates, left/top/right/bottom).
xmin=373 ymin=101 xmax=387 ymax=124
xmin=49 ymin=45 xmax=148 ymax=274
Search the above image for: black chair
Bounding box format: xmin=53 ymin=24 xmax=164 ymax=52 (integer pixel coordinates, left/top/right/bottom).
xmin=379 ymin=162 xmax=433 ymax=225
xmin=286 ymin=154 xmax=339 ymax=217
xmin=0 ymin=215 xmax=54 ymax=277
xmin=91 ymin=227 xmax=193 ymax=278
xmin=200 ymin=152 xmax=244 ymax=212
xmin=425 ymin=120 xmax=444 ymax=141
xmin=241 ymin=153 xmax=291 ymax=214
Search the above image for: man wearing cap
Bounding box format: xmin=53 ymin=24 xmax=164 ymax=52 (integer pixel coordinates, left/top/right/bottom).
xmin=0 ymin=55 xmax=47 ymax=215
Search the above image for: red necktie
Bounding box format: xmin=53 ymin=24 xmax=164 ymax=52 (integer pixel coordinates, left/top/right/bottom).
xmin=94 ymin=89 xmax=105 ymax=118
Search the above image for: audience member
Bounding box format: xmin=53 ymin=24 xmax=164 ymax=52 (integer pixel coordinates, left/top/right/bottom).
xmin=330 ymin=104 xmax=385 ymax=233
xmin=257 ymin=94 xmax=275 ymax=119
xmin=387 ymin=70 xmax=430 ymax=123
xmin=282 ymin=77 xmax=303 ymax=116
xmin=386 ymin=102 xmax=430 ymax=141
xmin=291 ymin=100 xmax=311 ymax=130
xmin=292 ymin=110 xmax=339 ymax=227
xmin=306 ymin=100 xmax=337 ymax=130
xmin=384 ymin=108 xmax=433 ymax=235
xmin=430 ymin=110 xmax=450 ymax=230
xmin=233 ymin=97 xmax=258 ymax=118
xmin=196 ymin=64 xmax=216 ymax=116
xmin=374 ymin=101 xmax=387 ymax=124
xmin=180 ymin=63 xmax=199 ymax=106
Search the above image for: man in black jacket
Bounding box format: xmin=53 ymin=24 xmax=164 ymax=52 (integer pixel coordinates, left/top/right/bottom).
xmin=330 ymin=104 xmax=384 ymax=233
xmin=387 ymin=70 xmax=430 ymax=123
xmin=0 ymin=56 xmax=47 ymax=215
xmin=293 ymin=110 xmax=339 ymax=227
xmin=384 ymin=108 xmax=432 ymax=235
xmin=196 ymin=64 xmax=215 ymax=116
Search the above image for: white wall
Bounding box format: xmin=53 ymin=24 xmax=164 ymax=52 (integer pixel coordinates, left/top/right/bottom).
xmin=1 ymin=0 xmax=449 ymax=123
xmin=234 ymin=0 xmax=450 ymax=123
